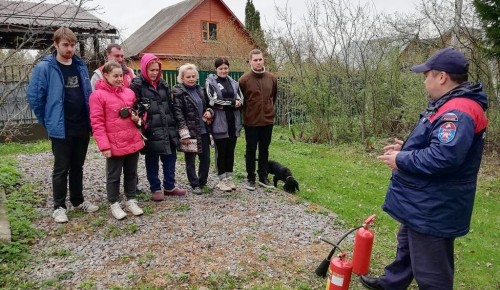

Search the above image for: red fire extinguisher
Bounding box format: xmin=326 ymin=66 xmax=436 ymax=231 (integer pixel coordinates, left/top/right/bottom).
xmin=325 ymin=251 xmax=353 ymax=290
xmin=351 ymin=214 xmax=376 ymax=275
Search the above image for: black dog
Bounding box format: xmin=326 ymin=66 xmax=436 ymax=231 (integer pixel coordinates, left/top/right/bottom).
xmin=267 ymin=159 xmax=300 ymax=194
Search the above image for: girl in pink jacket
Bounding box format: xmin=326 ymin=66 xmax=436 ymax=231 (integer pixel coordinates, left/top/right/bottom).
xmin=89 ymin=61 xmax=144 ymax=220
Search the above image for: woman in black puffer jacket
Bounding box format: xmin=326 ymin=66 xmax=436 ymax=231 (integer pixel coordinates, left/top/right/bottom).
xmin=172 ymin=63 xmax=213 ymax=195
xmin=130 ymin=54 xmax=186 ymax=201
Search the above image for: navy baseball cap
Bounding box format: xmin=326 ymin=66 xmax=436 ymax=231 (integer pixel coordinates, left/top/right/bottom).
xmin=411 ymin=47 xmax=468 ymax=74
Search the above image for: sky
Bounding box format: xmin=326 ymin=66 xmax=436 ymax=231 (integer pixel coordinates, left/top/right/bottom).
xmin=85 ymin=0 xmax=420 ymax=40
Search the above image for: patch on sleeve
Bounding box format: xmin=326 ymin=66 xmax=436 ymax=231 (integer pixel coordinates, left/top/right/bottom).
xmin=438 ymin=122 xmax=457 ymax=143
xmin=441 ymin=113 xmax=458 ymax=122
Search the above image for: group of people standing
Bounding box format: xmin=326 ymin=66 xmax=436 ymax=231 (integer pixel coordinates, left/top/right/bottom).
xmin=27 ymin=27 xmax=277 ymax=222
xmin=25 ymin=26 xmax=490 ymax=290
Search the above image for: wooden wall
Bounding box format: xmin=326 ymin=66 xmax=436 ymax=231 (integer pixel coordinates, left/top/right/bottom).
xmin=136 ymin=0 xmax=254 ymax=70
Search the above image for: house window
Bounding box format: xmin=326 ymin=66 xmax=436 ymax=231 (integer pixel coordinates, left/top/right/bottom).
xmin=202 ymin=21 xmax=217 ymax=41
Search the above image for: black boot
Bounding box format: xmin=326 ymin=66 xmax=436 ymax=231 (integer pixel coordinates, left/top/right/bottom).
xmin=359 ymin=275 xmax=385 ymax=290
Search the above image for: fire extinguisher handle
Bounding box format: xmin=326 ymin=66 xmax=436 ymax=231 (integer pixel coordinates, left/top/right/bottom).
xmin=338 ymin=251 xmax=348 ymax=258
xmin=363 ymin=214 xmax=377 ymax=227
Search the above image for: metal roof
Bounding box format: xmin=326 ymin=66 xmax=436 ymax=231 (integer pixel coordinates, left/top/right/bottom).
xmin=121 ymin=0 xmax=200 ymax=57
xmin=0 ymin=0 xmax=116 ymax=33
xmin=121 ymin=0 xmax=249 ymax=58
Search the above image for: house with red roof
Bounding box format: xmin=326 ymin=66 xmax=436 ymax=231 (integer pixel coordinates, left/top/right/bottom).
xmin=122 ymin=0 xmax=257 ymax=71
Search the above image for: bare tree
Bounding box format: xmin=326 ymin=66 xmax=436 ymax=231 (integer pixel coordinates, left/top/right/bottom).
xmin=267 ymin=0 xmax=407 ymax=143
xmin=264 ymin=0 xmax=497 ymax=146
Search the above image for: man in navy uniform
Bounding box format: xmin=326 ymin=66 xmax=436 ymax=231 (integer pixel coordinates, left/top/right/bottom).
xmin=362 ymin=47 xmax=488 ymax=290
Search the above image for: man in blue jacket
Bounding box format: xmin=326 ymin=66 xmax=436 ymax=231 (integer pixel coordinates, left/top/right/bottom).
xmin=27 ymin=27 xmax=98 ymax=223
xmin=361 ymin=47 xmax=488 ymax=290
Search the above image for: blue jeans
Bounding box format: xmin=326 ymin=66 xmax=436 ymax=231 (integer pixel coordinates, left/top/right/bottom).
xmin=145 ymin=151 xmax=177 ymax=192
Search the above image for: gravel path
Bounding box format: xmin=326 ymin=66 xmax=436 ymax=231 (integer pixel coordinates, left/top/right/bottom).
xmin=17 ymin=143 xmax=343 ymax=289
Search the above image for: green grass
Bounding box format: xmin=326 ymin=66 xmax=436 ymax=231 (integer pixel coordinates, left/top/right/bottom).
xmin=172 ymin=203 xmax=191 ymax=212
xmin=233 ymin=126 xmax=499 ymax=289
xmin=0 ymin=127 xmax=498 ymax=289
xmin=0 ymin=140 xmax=50 ymax=155
xmin=0 ymin=156 xmax=58 ymax=289
xmin=103 ymin=223 xmax=139 ymax=238
xmin=78 ymin=280 xmax=97 ymax=290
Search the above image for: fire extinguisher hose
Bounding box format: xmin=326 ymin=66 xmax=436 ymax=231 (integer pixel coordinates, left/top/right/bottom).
xmin=315 ymin=225 xmax=362 ymax=277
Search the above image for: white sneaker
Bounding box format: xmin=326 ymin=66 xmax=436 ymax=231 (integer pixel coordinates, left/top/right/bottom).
xmin=226 ymin=173 xmax=236 ymax=190
xmin=110 ymin=202 xmax=127 ymax=220
xmin=217 ymin=179 xmax=232 ymax=192
xmin=53 ymin=207 xmax=68 ymax=223
xmin=226 ymin=178 xmax=236 ymax=190
xmin=76 ymin=201 xmax=99 ymax=213
xmin=125 ymin=199 xmax=143 ymax=216
xmin=245 ymin=180 xmax=256 ymax=191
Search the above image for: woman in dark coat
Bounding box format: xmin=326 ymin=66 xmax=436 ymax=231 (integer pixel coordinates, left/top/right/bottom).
xmin=130 ymin=53 xmax=186 ymax=201
xmin=172 ymin=63 xmax=213 ymax=195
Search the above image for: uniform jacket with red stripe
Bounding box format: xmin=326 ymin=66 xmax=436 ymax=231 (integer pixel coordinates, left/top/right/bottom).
xmin=382 ymin=82 xmax=488 ymax=238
